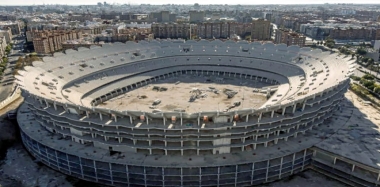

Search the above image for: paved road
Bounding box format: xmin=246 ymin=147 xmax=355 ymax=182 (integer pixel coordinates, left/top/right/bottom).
xmin=0 ymin=35 xmax=25 ymax=102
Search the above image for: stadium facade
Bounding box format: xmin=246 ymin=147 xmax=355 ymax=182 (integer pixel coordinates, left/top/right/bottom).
xmin=15 ymin=40 xmax=366 ymax=187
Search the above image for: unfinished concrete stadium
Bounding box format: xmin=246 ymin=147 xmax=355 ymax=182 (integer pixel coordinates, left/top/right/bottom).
xmin=15 ymin=40 xmax=380 ymax=187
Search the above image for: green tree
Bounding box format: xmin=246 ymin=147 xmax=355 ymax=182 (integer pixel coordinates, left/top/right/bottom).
xmin=356 ymin=48 xmax=367 ymax=55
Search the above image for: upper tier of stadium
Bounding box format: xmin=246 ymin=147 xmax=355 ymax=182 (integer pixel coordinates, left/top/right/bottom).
xmin=15 ymin=40 xmax=355 ymax=116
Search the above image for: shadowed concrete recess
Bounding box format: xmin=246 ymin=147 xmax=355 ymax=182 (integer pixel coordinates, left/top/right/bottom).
xmin=16 ymin=40 xmax=366 ymax=187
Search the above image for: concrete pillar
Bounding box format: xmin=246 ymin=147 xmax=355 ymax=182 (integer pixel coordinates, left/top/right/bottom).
xmin=264 ymin=142 xmax=268 ymax=147
xmin=146 ymin=116 xmax=149 ymax=125
xmin=53 ymin=102 xmax=57 ymax=110
xmin=282 ymin=107 xmax=286 ymax=115
xmin=271 ymin=110 xmax=274 ymax=118
xmin=197 ymin=114 xmax=200 ymax=126
xmin=246 ymin=115 xmax=249 ymax=122
xmin=302 ymin=102 xmax=306 ymax=111
xmin=86 ymin=111 xmax=89 ymax=118
xmin=180 ymin=113 xmax=183 ymax=126
xmin=292 ymin=104 xmax=297 ymax=113
xmin=129 ymin=116 xmax=133 ymax=124
xmin=114 ymin=115 xmax=117 ymax=122
xmin=163 ymin=117 xmax=166 ymax=126
xmin=99 ymin=113 xmax=103 ymax=120
xmin=258 ymin=113 xmax=262 ymax=122
xmin=279 ymin=157 xmax=283 ymax=179
xmin=351 ymin=164 xmax=355 ymax=172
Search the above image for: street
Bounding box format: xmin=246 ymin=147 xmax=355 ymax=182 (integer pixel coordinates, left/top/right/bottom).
xmin=0 ymin=34 xmax=25 ymax=102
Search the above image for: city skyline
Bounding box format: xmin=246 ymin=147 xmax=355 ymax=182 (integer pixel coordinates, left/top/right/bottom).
xmin=1 ymin=0 xmax=380 ymax=6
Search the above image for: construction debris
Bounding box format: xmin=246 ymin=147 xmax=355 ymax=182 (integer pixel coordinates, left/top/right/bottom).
xmin=223 ymin=88 xmax=238 ymax=98
xmin=152 ymin=86 xmax=168 ymax=92
xmin=153 ymin=99 xmax=161 ymax=105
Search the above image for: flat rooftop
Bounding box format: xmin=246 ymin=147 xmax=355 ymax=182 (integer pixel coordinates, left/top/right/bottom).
xmin=103 ymin=75 xmax=271 ymax=113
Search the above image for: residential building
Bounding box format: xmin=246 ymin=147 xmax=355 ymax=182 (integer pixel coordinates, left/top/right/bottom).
xmin=275 ymin=29 xmax=306 ymax=47
xmin=0 ymin=36 xmax=7 ymax=62
xmin=250 ymin=19 xmax=271 ymax=40
xmin=0 ymin=28 xmax=12 ymax=44
xmin=0 ymin=21 xmax=21 ymax=35
xmin=329 ymin=27 xmax=380 ymax=41
xmin=152 ymin=23 xmax=196 ymax=39
xmin=32 ymin=30 xmax=83 ymax=54
xmin=189 ymin=11 xmax=205 ymax=23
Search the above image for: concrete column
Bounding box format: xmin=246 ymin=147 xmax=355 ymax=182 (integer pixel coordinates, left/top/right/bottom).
xmin=197 ymin=114 xmax=200 ymax=126
xmin=99 ymin=113 xmax=103 ymax=120
xmin=292 ymin=104 xmax=297 ymax=113
xmin=253 ymin=144 xmax=257 ymax=150
xmin=301 ymin=149 xmax=307 ymax=170
xmin=351 ymin=164 xmax=355 ymax=172
xmin=180 ymin=113 xmax=183 ymax=126
xmin=265 ymin=160 xmax=269 ymax=182
xmin=163 ymin=117 xmax=166 ymax=126
xmin=291 ymin=153 xmax=296 ymax=174
xmin=246 ymin=115 xmax=249 ymax=122
xmin=302 ymin=102 xmax=306 ymax=111
xmin=146 ymin=116 xmax=149 ymax=125
xmin=53 ymin=102 xmax=57 ymax=110
xmin=258 ymin=113 xmax=262 ymax=122
xmin=264 ymin=142 xmax=268 ymax=147
xmin=129 ymin=116 xmax=133 ymax=124
xmin=271 ymin=110 xmax=274 ymax=118
xmin=279 ymin=157 xmax=283 ymax=179
xmin=114 ymin=115 xmax=117 ymax=122
xmin=282 ymin=107 xmax=286 ymax=115
xmin=86 ymin=111 xmax=89 ymax=118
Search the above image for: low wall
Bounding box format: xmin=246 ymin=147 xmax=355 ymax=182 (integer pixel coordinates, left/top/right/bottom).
xmin=0 ymin=86 xmax=21 ymax=110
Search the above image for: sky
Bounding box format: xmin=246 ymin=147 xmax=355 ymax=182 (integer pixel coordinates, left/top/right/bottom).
xmin=1 ymin=0 xmax=380 ymax=5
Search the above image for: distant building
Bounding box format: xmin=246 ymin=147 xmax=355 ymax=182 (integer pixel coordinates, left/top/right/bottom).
xmin=151 ymin=23 xmax=194 ymax=39
xmin=189 ymin=11 xmax=205 ymax=23
xmin=150 ymin=11 xmax=177 ymax=23
xmin=0 ymin=36 xmax=7 ymax=61
xmin=152 ymin=21 xmax=272 ymax=41
xmin=275 ymin=29 xmax=306 ymax=47
xmin=32 ymin=30 xmax=83 ymax=54
xmin=329 ymin=27 xmax=380 ymax=41
xmin=373 ymin=40 xmax=380 ymax=62
xmin=0 ymin=28 xmax=13 ymax=43
xmin=250 ymin=19 xmax=271 ymax=41
xmin=0 ymin=21 xmax=21 ymax=35
xmin=0 ymin=14 xmax=17 ymax=21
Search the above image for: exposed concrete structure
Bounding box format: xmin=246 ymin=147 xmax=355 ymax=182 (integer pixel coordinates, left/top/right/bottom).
xmin=16 ymin=40 xmax=358 ymax=186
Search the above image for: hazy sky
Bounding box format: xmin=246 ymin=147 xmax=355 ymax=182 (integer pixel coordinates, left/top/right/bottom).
xmin=1 ymin=0 xmax=380 ymax=5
